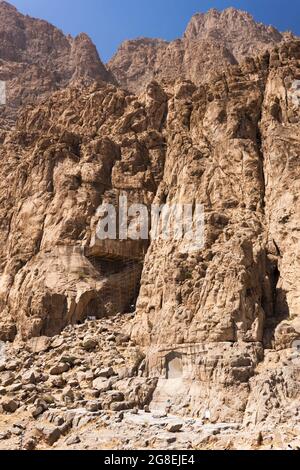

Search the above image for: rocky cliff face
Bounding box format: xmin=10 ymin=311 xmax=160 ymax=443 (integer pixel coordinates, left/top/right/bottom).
xmin=0 ymin=3 xmax=300 ymax=450
xmin=0 ymin=1 xmax=115 ymax=125
xmin=0 ymin=79 xmax=167 ymax=340
xmin=131 ymin=42 xmax=300 ymax=425
xmin=108 ymin=8 xmax=286 ymax=93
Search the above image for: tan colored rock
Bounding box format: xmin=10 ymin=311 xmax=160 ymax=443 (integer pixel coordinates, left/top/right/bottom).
xmin=92 ymin=377 xmax=112 ymax=392
xmin=0 ymin=78 xmax=167 ymax=339
xmin=0 ymin=2 xmax=300 ymax=448
xmin=109 ymin=8 xmax=285 ymax=93
xmin=0 ymin=1 xmax=116 ymax=125
xmin=36 ymin=425 xmax=61 ymax=446
xmin=27 ymin=336 xmax=51 ymax=353
xmin=131 ymin=41 xmax=300 ymax=423
xmin=82 ymin=337 xmax=98 ymax=352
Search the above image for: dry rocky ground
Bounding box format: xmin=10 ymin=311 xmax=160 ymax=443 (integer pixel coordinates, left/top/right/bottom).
xmin=0 ymin=315 xmax=300 ymax=451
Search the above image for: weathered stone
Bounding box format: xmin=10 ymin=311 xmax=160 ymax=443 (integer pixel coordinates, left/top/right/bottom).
xmin=36 ymin=425 xmax=61 ymax=446
xmin=92 ymin=378 xmax=112 ymax=393
xmin=31 ymin=405 xmax=46 ymax=419
xmin=115 ymin=334 xmax=131 ymax=346
xmin=22 ymin=370 xmax=38 ymax=385
xmin=110 ymin=401 xmax=134 ymax=412
xmin=82 ymin=338 xmax=98 ymax=352
xmin=49 ymin=364 xmax=70 ymax=376
xmin=62 ymin=386 xmax=75 ymax=402
xmin=97 ymin=367 xmax=115 ymax=379
xmin=5 ymin=361 xmax=19 ymax=371
xmin=106 ymin=391 xmax=124 ymax=402
xmin=0 ymin=1 xmax=300 ymax=451
xmin=27 ymin=337 xmax=51 ymax=354
xmin=2 ymin=399 xmax=19 ymax=413
xmin=109 ymin=9 xmax=284 ymax=93
xmin=23 ymin=437 xmax=37 ymax=451
xmin=6 ymin=383 xmax=22 ymax=393
xmin=53 ymin=416 xmax=65 ymax=427
xmin=50 ymin=377 xmax=66 ymax=388
xmin=85 ymin=401 xmax=100 ymax=412
xmin=60 ymin=356 xmax=77 ymax=366
xmin=0 ymin=431 xmax=11 ymax=441
xmin=167 ymin=423 xmax=183 ymax=433
xmin=1 ymin=373 xmax=15 ymax=387
xmin=11 ymin=426 xmax=22 ymax=436
xmin=0 ymin=1 xmax=115 ymax=126
xmin=51 ymin=338 xmax=65 ymax=349
xmin=66 ymin=435 xmax=81 ymax=446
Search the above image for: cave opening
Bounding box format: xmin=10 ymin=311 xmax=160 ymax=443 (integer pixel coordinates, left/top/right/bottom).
xmin=82 ymin=298 xmax=104 ymax=320
xmin=85 ymin=253 xmax=143 ymax=317
xmin=263 ymin=256 xmax=290 ymax=348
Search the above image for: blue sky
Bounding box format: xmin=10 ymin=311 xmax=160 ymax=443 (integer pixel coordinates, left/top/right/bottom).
xmin=9 ymin=0 xmax=300 ymax=62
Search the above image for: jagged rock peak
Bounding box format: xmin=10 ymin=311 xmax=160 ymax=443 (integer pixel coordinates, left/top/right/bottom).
xmin=0 ymin=1 xmax=116 ymax=122
xmin=0 ymin=0 xmax=17 ymax=11
xmin=184 ymin=7 xmax=283 ymax=41
xmin=108 ymin=7 xmax=287 ymax=93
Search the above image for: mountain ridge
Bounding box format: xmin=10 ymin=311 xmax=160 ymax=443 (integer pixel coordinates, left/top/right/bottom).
xmin=108 ymin=7 xmax=295 ymax=93
xmin=0 ymin=1 xmax=300 ymax=451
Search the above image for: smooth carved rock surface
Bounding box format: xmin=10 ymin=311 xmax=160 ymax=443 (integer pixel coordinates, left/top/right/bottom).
xmin=109 ymin=8 xmax=287 ymax=93
xmin=0 ymin=2 xmax=300 ymax=446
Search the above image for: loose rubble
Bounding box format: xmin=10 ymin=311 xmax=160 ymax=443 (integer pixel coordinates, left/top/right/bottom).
xmin=0 ymin=315 xmax=299 ymax=450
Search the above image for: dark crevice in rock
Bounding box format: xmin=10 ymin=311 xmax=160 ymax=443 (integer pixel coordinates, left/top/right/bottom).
xmin=263 ymin=257 xmax=289 ymax=348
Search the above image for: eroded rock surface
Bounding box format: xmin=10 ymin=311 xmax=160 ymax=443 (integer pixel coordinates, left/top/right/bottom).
xmin=131 ymin=40 xmax=300 ymax=425
xmin=0 ymin=1 xmax=116 ymax=125
xmin=0 ymin=3 xmax=300 ymax=449
xmin=109 ymin=8 xmax=287 ymax=93
xmin=0 ymin=79 xmax=167 ymax=339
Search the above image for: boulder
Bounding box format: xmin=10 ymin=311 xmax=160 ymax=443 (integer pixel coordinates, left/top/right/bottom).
xmin=92 ymin=377 xmax=112 ymax=393
xmin=2 ymin=398 xmax=19 ymax=413
xmin=97 ymin=367 xmax=115 ymax=379
xmin=36 ymin=425 xmax=61 ymax=446
xmin=49 ymin=363 xmax=70 ymax=376
xmin=167 ymin=423 xmax=183 ymax=433
xmin=82 ymin=338 xmax=98 ymax=352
